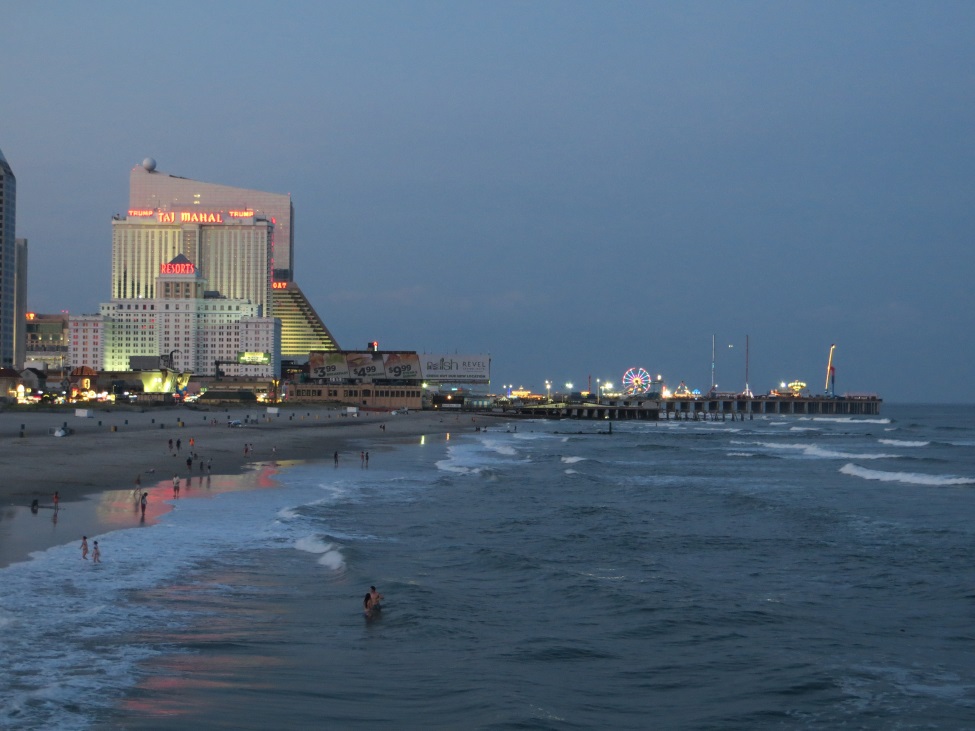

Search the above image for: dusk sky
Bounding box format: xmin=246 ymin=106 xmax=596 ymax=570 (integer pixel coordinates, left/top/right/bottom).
xmin=2 ymin=2 xmax=973 ymax=402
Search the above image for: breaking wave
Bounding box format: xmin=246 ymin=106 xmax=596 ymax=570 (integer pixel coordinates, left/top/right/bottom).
xmin=839 ymin=463 xmax=975 ymax=486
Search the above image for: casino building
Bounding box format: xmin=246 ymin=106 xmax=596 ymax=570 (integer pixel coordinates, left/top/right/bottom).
xmin=71 ymin=254 xmax=280 ymax=379
xmin=123 ymin=159 xmax=339 ymax=357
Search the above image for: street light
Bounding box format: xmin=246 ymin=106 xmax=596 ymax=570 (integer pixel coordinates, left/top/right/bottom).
xmin=596 ymin=378 xmax=601 ymax=404
xmin=545 ymin=380 xmax=551 ymax=403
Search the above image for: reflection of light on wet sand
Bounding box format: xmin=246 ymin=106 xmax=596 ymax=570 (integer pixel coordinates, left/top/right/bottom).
xmin=92 ymin=463 xmax=292 ymax=528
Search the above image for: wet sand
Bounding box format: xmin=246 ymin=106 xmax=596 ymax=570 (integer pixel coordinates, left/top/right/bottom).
xmin=0 ymin=404 xmax=460 ymax=568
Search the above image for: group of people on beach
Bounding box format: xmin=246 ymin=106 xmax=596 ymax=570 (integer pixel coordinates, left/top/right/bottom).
xmin=80 ymin=535 xmax=100 ymax=563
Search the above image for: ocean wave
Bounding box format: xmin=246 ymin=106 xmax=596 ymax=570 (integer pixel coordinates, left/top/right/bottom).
xmin=293 ymin=535 xmax=333 ymax=554
xmin=746 ymin=442 xmax=899 ymax=460
xmin=435 ymin=459 xmax=481 ymax=475
xmin=481 ymin=439 xmax=518 ymax=456
xmin=293 ymin=536 xmax=346 ymax=571
xmin=839 ymin=463 xmax=975 ymax=486
xmin=561 ymin=456 xmax=586 ymax=464
xmin=812 ymin=417 xmax=891 ymax=424
xmin=878 ymin=439 xmax=930 ymax=447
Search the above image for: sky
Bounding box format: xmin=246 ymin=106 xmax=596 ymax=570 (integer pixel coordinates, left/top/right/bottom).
xmin=2 ymin=1 xmax=973 ymax=403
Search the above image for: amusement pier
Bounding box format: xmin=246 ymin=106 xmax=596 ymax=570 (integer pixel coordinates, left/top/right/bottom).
xmin=508 ymin=394 xmax=882 ymax=421
xmin=503 ymin=343 xmax=881 ymax=421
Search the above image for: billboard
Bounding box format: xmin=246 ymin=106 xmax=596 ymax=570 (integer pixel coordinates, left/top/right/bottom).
xmin=346 ymin=352 xmax=386 ymax=379
xmin=309 ymin=351 xmax=351 ymax=379
xmin=238 ymin=351 xmax=271 ymax=365
xmin=420 ymin=354 xmax=491 ymax=384
xmin=383 ymin=352 xmax=421 ymax=380
xmin=306 ymin=351 xmax=485 ymax=383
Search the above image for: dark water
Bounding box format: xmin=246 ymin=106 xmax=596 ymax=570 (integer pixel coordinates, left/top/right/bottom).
xmin=3 ymin=406 xmax=974 ymax=729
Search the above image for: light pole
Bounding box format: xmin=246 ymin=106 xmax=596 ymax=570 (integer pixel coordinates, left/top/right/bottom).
xmin=545 ymin=380 xmax=551 ymax=403
xmin=596 ymin=378 xmax=601 ymax=404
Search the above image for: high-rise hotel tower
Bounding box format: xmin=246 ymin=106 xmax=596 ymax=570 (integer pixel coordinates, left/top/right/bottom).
xmin=0 ymin=147 xmax=28 ymax=369
xmin=117 ymin=159 xmax=339 ymax=357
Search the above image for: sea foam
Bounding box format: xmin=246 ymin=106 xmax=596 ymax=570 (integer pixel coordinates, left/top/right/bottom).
xmin=839 ymin=463 xmax=975 ymax=486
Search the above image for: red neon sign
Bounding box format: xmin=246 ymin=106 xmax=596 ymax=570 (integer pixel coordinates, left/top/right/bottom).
xmin=160 ymin=262 xmax=196 ymax=275
xmin=180 ymin=211 xmax=223 ymax=223
xmin=153 ymin=211 xmax=225 ymax=224
xmin=272 ymin=281 xmax=287 ymax=289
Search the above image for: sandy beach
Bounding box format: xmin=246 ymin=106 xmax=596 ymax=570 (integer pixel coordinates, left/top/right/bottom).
xmin=0 ymin=403 xmax=461 ymax=568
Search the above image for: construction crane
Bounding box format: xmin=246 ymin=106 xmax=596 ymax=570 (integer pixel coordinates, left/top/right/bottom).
xmin=825 ymin=344 xmax=836 ymax=397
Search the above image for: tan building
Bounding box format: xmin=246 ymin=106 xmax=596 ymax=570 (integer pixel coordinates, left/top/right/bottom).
xmin=124 ymin=159 xmax=339 ymax=357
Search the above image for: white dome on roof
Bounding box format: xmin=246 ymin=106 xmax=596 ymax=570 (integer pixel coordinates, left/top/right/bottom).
xmin=142 ymin=157 xmax=157 ymax=172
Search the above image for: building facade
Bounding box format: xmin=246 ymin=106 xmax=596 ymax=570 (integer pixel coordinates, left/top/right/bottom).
xmin=25 ymin=311 xmax=69 ymax=371
xmin=112 ymin=210 xmax=274 ymax=316
xmin=123 ymin=159 xmax=339 ymax=357
xmin=68 ymin=315 xmax=104 ymax=371
xmin=72 ymin=255 xmax=280 ymax=379
xmin=0 ymin=148 xmax=16 ymax=368
xmin=129 ymin=158 xmax=295 ymax=282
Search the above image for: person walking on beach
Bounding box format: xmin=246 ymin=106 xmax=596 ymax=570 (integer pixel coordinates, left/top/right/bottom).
xmin=168 ymin=438 xmax=173 ymax=452
xmin=81 ymin=536 xmax=89 ymax=560
xmin=333 ymin=450 xmax=339 ymax=466
xmin=365 ymin=451 xmax=369 ymax=466
xmin=173 ymin=475 xmax=180 ymax=498
xmin=176 ymin=438 xmax=181 ymax=453
xmin=92 ymin=541 xmax=101 ymax=564
xmin=53 ymin=491 xmax=59 ymax=510
xmin=140 ymin=492 xmax=148 ymax=518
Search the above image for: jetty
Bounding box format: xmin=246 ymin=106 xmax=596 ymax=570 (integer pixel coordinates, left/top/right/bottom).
xmin=507 ymin=395 xmax=882 ymax=421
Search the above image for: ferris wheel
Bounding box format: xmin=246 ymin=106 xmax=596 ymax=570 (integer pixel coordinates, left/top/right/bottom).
xmin=621 ymin=367 xmax=653 ymax=395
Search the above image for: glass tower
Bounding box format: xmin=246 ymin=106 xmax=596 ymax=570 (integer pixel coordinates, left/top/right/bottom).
xmin=0 ymin=148 xmax=16 ymax=368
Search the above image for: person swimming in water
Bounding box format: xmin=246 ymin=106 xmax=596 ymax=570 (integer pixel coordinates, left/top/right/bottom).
xmin=363 ymin=585 xmax=384 ymax=617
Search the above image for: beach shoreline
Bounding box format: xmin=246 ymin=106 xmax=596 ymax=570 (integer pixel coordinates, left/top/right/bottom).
xmin=0 ymin=404 xmax=467 ymax=569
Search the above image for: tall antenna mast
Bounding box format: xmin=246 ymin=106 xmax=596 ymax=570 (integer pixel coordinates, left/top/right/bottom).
xmin=744 ymin=334 xmax=751 ymax=397
xmin=710 ymin=334 xmax=716 ymax=394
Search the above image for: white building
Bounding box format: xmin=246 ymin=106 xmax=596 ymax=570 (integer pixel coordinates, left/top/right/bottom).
xmin=68 ymin=315 xmax=104 ymax=371
xmin=71 ymin=255 xmax=280 ymax=379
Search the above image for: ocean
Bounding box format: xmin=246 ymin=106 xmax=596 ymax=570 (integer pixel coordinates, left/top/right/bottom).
xmin=1 ymin=404 xmax=974 ymax=729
